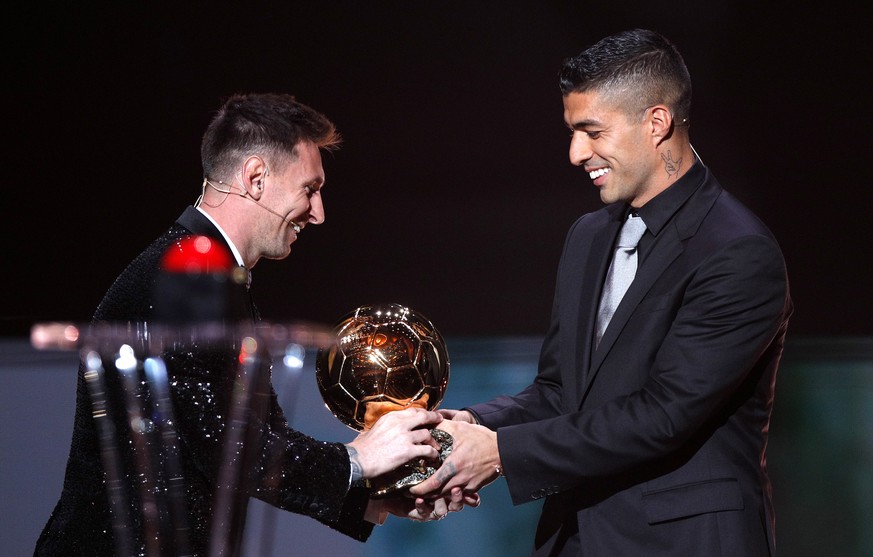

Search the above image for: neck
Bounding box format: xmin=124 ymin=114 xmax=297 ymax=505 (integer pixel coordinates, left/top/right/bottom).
xmin=652 ymin=138 xmax=693 ymax=189
xmin=197 ymin=199 xmax=259 ymax=268
xmin=631 ymin=139 xmax=694 ymax=209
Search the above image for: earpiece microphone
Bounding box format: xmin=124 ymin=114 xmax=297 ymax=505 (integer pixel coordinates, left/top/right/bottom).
xmin=198 ymin=177 xmax=301 ymax=232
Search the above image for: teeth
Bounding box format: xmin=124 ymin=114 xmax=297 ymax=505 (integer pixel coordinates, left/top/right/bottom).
xmin=291 ymin=223 xmax=301 ymax=233
xmin=589 ymin=168 xmax=610 ymax=180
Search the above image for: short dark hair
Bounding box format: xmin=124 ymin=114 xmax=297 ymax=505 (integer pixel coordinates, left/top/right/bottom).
xmin=559 ymin=29 xmax=692 ymax=124
xmin=200 ymin=93 xmax=341 ymax=179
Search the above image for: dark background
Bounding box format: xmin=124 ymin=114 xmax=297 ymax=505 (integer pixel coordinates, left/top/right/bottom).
xmin=4 ymin=2 xmax=871 ymax=338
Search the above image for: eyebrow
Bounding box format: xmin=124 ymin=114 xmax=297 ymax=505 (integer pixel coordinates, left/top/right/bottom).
xmin=567 ymin=118 xmax=603 ymax=130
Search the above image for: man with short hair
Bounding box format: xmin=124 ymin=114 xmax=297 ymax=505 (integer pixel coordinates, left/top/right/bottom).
xmin=413 ymin=30 xmax=792 ymax=556
xmin=36 ymin=93 xmax=467 ymax=556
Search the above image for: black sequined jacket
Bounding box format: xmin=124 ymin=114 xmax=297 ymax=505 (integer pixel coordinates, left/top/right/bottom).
xmin=35 ymin=207 xmax=373 ymax=556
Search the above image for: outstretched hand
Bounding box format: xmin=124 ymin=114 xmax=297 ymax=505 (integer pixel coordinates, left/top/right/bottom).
xmin=345 ymin=407 xmax=442 ymax=479
xmin=408 ymin=419 xmax=501 ymax=498
xmin=365 ymin=487 xmax=481 ymax=524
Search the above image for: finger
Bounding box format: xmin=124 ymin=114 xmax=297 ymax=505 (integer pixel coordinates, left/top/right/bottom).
xmin=423 ymin=435 xmax=441 ymax=451
xmin=408 ymin=409 xmax=443 ymax=428
xmin=464 ymin=492 xmax=481 ymax=507
xmin=392 ymin=408 xmax=443 ymax=431
xmin=448 ymin=410 xmax=476 ymax=423
xmin=410 ymin=428 xmax=438 ymax=446
xmin=447 ymin=487 xmax=464 ymax=513
xmin=456 ymin=410 xmax=476 ymax=423
xmin=408 ymin=474 xmax=442 ymax=497
xmin=412 ymin=498 xmax=434 ymax=522
xmin=407 ymin=443 xmax=440 ymax=461
xmin=432 ymin=497 xmax=449 ymax=520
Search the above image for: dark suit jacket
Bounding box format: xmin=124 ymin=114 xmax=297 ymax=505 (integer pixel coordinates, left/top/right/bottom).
xmin=469 ymin=162 xmax=791 ymax=556
xmin=36 ymin=207 xmax=372 ymax=556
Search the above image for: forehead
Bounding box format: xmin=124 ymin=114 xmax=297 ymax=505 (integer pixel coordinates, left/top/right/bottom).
xmin=562 ymin=90 xmax=625 ymax=128
xmin=280 ymin=141 xmax=324 ymax=180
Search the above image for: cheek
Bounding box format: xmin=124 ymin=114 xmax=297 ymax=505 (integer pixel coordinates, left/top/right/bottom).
xmin=289 ymin=193 xmax=309 ymax=212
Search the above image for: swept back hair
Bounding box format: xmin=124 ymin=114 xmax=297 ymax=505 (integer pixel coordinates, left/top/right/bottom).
xmin=200 ymin=93 xmax=340 ymax=180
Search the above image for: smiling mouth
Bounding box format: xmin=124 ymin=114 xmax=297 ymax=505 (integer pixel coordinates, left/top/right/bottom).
xmin=290 ymin=222 xmax=301 ymax=234
xmin=588 ymin=168 xmax=610 ymax=180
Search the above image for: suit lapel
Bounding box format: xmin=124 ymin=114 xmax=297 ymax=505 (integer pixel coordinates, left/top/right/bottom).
xmin=176 ymin=206 xmax=222 ymax=239
xmin=578 ymin=168 xmax=723 ymax=406
xmin=572 ymin=209 xmax=623 ymax=404
xmin=175 ymin=206 xmax=257 ymax=323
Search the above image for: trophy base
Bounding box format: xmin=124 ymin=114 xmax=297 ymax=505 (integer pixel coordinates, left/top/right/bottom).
xmin=369 ymin=428 xmax=453 ymax=499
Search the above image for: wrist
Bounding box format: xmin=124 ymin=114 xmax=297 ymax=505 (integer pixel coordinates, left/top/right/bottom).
xmin=492 ymin=430 xmax=504 ymax=477
xmin=345 ymin=444 xmax=365 ymax=482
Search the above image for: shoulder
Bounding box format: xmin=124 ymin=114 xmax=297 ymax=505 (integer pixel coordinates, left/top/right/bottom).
xmin=566 ymin=204 xmax=619 ymax=239
xmin=93 ymin=223 xmax=192 ymax=322
xmin=674 ymin=169 xmax=781 ymax=254
xmin=695 ymin=189 xmax=781 ymax=254
xmin=684 ymin=189 xmax=789 ymax=304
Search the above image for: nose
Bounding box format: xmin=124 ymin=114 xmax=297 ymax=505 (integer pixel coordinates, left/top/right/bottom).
xmin=568 ymin=132 xmax=592 ymax=167
xmin=308 ymin=193 xmax=325 ymax=225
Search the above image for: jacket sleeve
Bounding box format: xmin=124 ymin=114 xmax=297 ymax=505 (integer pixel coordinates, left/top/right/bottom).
xmin=162 ymin=346 xmax=374 ymax=542
xmin=467 ymin=304 xmax=564 ymax=426
xmin=466 ymin=215 xmax=589 ymax=427
xmin=252 ymin=389 xmax=374 ymax=541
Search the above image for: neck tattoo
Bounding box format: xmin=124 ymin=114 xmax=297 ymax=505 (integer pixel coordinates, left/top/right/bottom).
xmin=660 ymin=150 xmax=682 ymax=180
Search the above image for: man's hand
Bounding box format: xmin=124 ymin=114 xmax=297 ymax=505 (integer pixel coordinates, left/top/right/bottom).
xmin=365 ymin=488 xmax=481 ymax=524
xmin=345 ymin=407 xmax=442 ymax=479
xmin=436 ymin=408 xmax=477 ymax=423
xmin=408 ymin=420 xmax=501 ymax=498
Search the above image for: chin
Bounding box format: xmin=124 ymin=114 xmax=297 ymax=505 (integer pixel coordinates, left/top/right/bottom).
xmin=265 ymin=246 xmax=292 ymax=261
xmin=599 ymin=191 xmax=617 ymax=205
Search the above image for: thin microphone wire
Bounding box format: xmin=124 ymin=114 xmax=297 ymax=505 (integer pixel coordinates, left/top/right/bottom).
xmin=690 ymin=143 xmax=703 ymax=164
xmin=196 ymin=157 xmax=269 ymax=208
xmin=196 ymin=176 xmax=301 ymax=233
xmin=195 ymin=177 xmax=241 ymax=208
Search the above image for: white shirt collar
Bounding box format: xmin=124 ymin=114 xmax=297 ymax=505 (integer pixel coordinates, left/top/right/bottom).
xmin=195 ymin=206 xmax=246 ymax=269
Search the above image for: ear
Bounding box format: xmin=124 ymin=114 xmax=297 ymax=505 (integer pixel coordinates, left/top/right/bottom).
xmin=648 ymin=105 xmax=674 ymax=146
xmin=240 ymin=155 xmax=269 ymax=200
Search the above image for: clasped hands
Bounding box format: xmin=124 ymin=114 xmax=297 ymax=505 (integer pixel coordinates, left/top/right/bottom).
xmin=347 ymin=407 xmax=500 ymax=524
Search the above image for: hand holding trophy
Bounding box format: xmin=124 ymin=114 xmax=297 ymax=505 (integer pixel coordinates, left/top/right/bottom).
xmin=316 ymin=303 xmax=451 ymax=497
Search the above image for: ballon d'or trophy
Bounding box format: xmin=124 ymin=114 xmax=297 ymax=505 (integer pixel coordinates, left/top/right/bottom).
xmin=315 ymin=303 xmax=451 ymax=497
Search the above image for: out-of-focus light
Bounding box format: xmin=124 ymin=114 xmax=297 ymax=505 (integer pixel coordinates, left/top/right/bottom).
xmin=85 ymin=351 xmax=102 ymax=371
xmin=239 ymin=336 xmax=258 ymax=364
xmin=115 ymin=344 xmax=138 ymax=371
xmin=63 ymin=325 xmax=80 ymax=342
xmin=161 ymin=235 xmax=233 ymax=274
xmin=30 ymin=322 xmax=80 ymax=350
xmin=283 ymin=343 xmax=305 ymax=369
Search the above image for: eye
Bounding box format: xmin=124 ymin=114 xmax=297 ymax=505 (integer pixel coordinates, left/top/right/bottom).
xmin=303 ymin=185 xmax=314 ymax=196
xmin=568 ymin=129 xmax=602 ymax=140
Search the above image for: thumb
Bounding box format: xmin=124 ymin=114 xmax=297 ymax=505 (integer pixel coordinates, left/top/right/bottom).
xmin=409 ymin=474 xmax=441 ymax=497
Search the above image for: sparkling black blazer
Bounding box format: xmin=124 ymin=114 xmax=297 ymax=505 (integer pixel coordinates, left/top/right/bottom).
xmin=35 ymin=207 xmax=372 ymax=556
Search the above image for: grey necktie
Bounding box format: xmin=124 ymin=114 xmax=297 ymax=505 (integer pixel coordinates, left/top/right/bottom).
xmin=595 ymin=212 xmax=647 ymax=347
